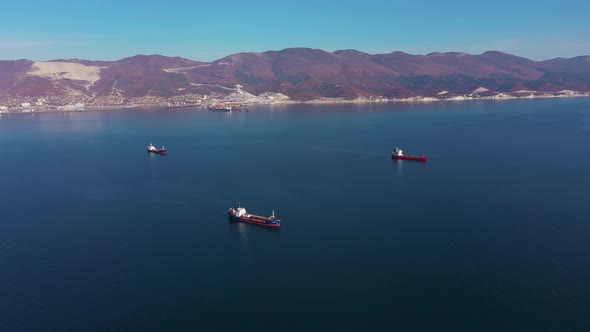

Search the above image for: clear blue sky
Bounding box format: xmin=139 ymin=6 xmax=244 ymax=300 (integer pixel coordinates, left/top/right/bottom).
xmin=1 ymin=0 xmax=588 ymax=61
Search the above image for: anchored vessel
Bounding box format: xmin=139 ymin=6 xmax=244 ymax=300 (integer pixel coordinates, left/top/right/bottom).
xmin=147 ymin=143 xmax=167 ymax=155
xmin=208 ymin=104 xmax=247 ymax=112
xmin=208 ymin=104 xmax=233 ymax=112
xmin=391 ymin=147 xmax=427 ymax=162
xmin=228 ymin=203 xmax=281 ymax=228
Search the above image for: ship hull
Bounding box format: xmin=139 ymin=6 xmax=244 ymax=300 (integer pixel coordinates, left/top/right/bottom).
xmin=167 ymin=104 xmax=201 ymax=109
xmin=147 ymin=149 xmax=167 ymax=155
xmin=228 ymin=214 xmax=281 ymax=228
xmin=209 ymin=105 xmax=246 ymax=112
xmin=392 ymin=155 xmax=427 ymax=162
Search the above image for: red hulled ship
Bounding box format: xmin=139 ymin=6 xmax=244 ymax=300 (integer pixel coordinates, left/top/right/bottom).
xmin=391 ymin=147 xmax=427 ymax=162
xmin=147 ymin=143 xmax=167 ymax=155
xmin=228 ymin=203 xmax=281 ymax=228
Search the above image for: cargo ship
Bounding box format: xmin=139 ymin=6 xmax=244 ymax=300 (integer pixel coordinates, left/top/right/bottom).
xmin=147 ymin=143 xmax=167 ymax=155
xmin=209 ymin=104 xmax=247 ymax=112
xmin=391 ymin=147 xmax=427 ymax=162
xmin=228 ymin=203 xmax=281 ymax=228
xmin=208 ymin=104 xmax=232 ymax=112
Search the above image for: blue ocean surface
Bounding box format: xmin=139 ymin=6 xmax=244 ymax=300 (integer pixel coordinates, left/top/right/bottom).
xmin=1 ymin=99 xmax=589 ymax=331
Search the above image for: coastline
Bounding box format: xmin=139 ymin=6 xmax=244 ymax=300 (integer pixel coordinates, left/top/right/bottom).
xmin=1 ymin=92 xmax=589 ymax=115
xmin=300 ymin=91 xmax=590 ymax=104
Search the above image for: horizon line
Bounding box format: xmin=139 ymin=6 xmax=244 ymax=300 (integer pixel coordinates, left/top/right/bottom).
xmin=3 ymin=47 xmax=589 ymax=63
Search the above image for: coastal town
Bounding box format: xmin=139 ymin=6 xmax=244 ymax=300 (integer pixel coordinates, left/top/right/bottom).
xmin=1 ymin=89 xmax=588 ymax=114
xmin=0 ymin=87 xmax=293 ymax=113
xmin=2 ymin=50 xmax=590 ymax=114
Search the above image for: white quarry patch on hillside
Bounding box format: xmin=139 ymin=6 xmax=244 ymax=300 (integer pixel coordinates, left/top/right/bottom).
xmin=472 ymin=87 xmax=489 ymax=93
xmin=557 ymin=90 xmax=577 ymax=95
xmin=513 ymin=90 xmax=535 ymax=93
xmin=395 ymin=96 xmax=439 ymax=102
xmin=488 ymin=94 xmax=516 ymax=100
xmin=164 ymin=64 xmax=211 ymax=73
xmin=190 ymin=83 xmax=236 ymax=91
xmin=270 ymin=93 xmax=290 ymax=100
xmin=446 ymin=95 xmax=471 ymax=101
xmin=437 ymin=90 xmax=449 ymax=95
xmin=27 ymin=62 xmax=106 ymax=86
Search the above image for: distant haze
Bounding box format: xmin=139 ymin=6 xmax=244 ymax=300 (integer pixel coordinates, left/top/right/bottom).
xmin=1 ymin=0 xmax=589 ymax=61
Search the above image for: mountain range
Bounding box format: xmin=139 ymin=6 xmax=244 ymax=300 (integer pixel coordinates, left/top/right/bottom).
xmin=1 ymin=48 xmax=590 ymax=104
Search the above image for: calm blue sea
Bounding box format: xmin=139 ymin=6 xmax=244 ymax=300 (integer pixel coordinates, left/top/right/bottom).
xmin=1 ymin=99 xmax=589 ymax=331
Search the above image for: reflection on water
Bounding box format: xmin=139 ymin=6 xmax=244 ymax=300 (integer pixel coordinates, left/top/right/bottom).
xmin=227 ymin=219 xmax=280 ymax=241
xmin=34 ymin=112 xmax=107 ymax=136
xmin=1 ymin=99 xmax=590 ymax=331
xmin=148 ymin=151 xmax=167 ymax=160
xmin=227 ymin=218 xmax=280 ymax=250
xmin=391 ymin=159 xmax=405 ymax=193
xmin=578 ymin=109 xmax=590 ymax=132
xmin=393 ymin=159 xmax=403 ymax=175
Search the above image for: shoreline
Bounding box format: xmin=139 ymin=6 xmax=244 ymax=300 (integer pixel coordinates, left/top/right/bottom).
xmin=300 ymin=91 xmax=590 ymax=104
xmin=1 ymin=93 xmax=589 ymax=115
